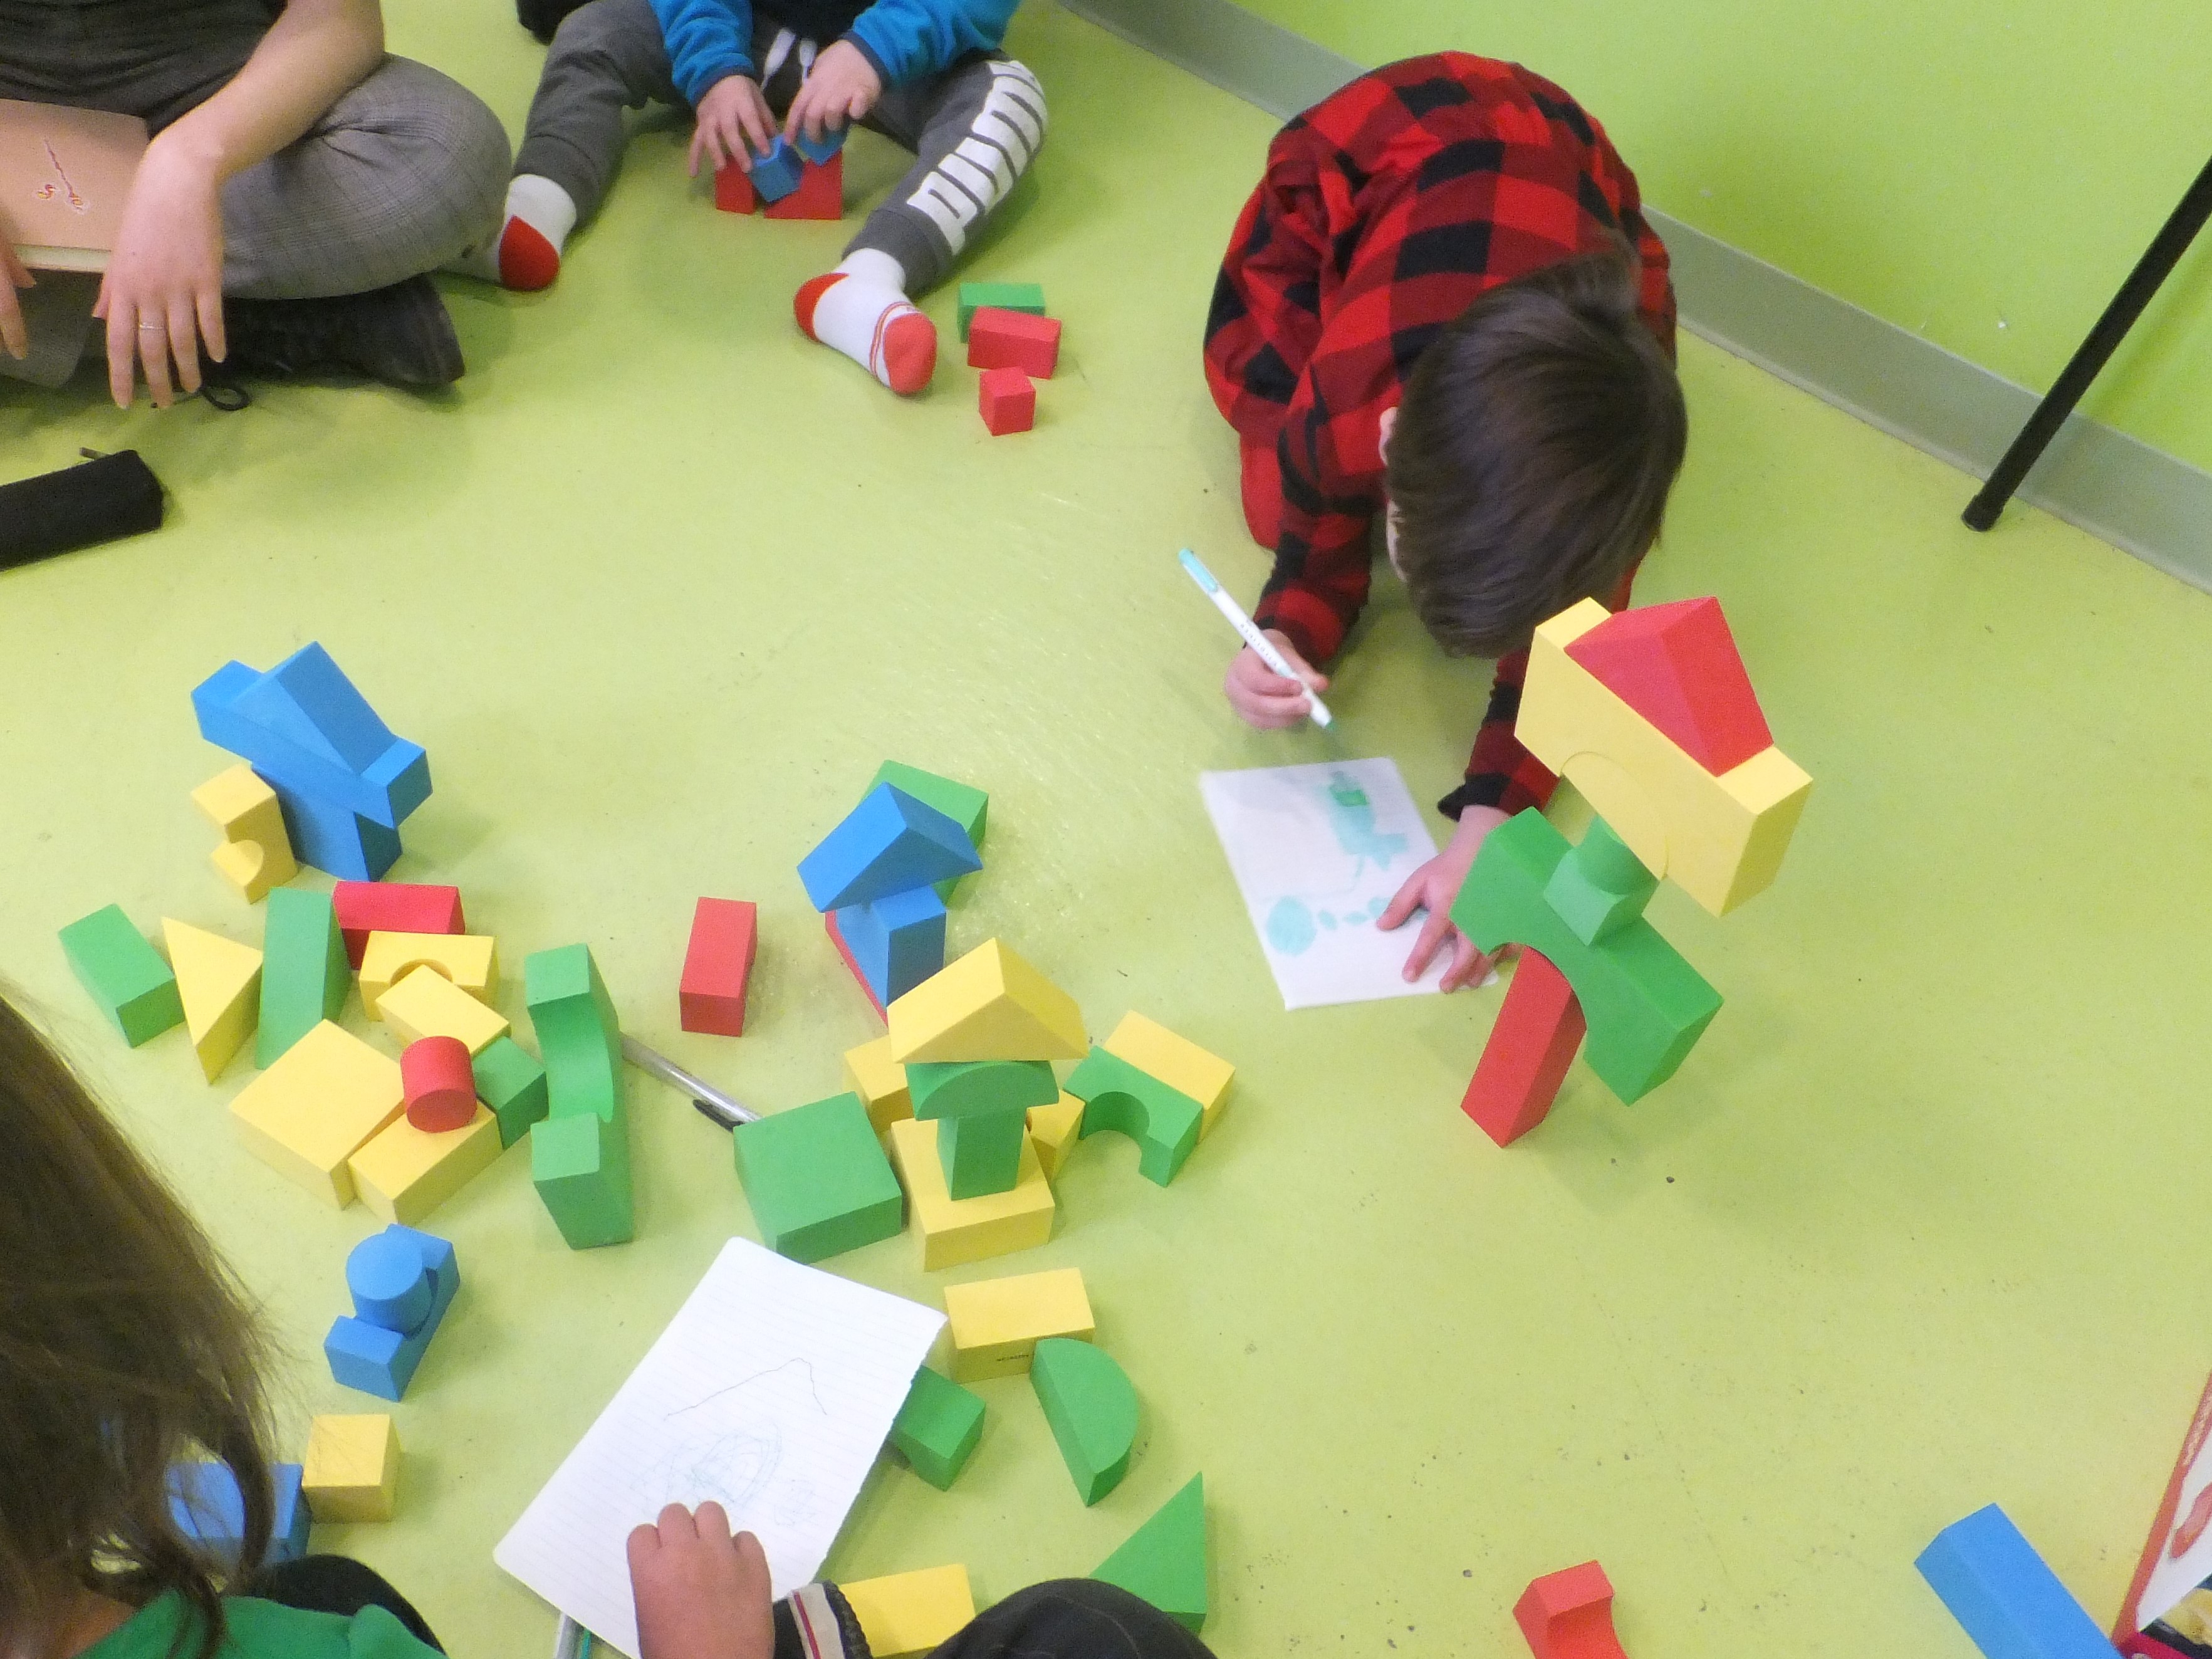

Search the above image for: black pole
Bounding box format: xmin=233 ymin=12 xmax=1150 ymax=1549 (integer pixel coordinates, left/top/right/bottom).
xmin=1963 ymin=154 xmax=2212 ymax=531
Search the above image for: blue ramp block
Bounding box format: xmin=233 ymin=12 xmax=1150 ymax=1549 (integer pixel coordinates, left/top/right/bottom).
xmin=1914 ymin=1504 xmax=2117 ymax=1659
xmin=834 ymin=885 xmax=948 ymax=1006
xmin=798 ymin=783 xmax=981 ymax=912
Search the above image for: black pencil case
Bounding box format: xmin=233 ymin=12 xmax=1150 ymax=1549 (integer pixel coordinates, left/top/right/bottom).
xmin=0 ymin=449 xmax=164 ymax=570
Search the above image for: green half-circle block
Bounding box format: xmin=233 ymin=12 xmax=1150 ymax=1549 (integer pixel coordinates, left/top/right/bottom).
xmin=1092 ymin=1472 xmax=1207 ymax=1632
xmin=1065 ymin=1047 xmax=1203 ymax=1186
xmin=1031 ymin=1336 xmax=1137 ymax=1505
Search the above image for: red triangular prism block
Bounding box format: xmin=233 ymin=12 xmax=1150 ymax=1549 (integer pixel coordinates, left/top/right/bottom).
xmin=1563 ymin=597 xmax=1773 ymax=775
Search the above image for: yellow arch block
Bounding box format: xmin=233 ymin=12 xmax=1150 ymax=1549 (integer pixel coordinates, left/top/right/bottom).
xmin=360 ymin=931 xmax=498 ymax=1018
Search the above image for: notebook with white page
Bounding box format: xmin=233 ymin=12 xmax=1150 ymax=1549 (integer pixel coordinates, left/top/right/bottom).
xmin=495 ymin=1238 xmax=945 ymax=1656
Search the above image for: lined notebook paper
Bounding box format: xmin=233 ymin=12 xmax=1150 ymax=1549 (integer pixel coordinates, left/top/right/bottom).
xmin=495 ymin=1239 xmax=944 ymax=1655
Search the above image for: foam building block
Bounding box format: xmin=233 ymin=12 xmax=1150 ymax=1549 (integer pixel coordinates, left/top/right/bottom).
xmin=886 ymin=1117 xmax=1055 ymax=1269
xmin=377 ymin=964 xmax=509 ymax=1055
xmin=474 ymin=1034 xmax=550 ymax=1147
xmin=844 ymin=1036 xmax=914 ymax=1133
xmin=1462 ymin=951 xmax=1587 ymax=1148
xmin=968 ymin=308 xmax=1060 ymax=379
xmin=957 ymin=280 xmax=1045 ymax=340
xmin=331 ymin=881 xmax=464 ymax=968
xmin=359 ymin=931 xmax=498 ymax=1015
xmin=978 ymin=367 xmax=1035 ymax=436
xmin=1915 ymin=1505 xmax=2116 ymax=1659
xmin=1564 ymin=596 xmax=1774 ymax=775
xmin=1512 ymin=1562 xmax=1627 ymax=1659
xmin=258 ymin=887 xmax=348 ymax=1066
xmin=890 ymin=1365 xmax=986 ymax=1489
xmin=229 ymin=1022 xmax=404 ymax=1206
xmin=324 ymin=1223 xmax=459 ymax=1400
xmin=402 ymin=1035 xmax=477 ymax=1131
xmin=835 ymin=884 xmax=948 ymax=1008
xmin=1032 ymin=1336 xmax=1138 ymax=1505
xmin=527 ymin=943 xmax=632 ymax=1249
xmin=1093 ymin=1473 xmax=1208 ymax=1633
xmin=167 ymin=1460 xmax=311 ymax=1567
xmin=681 ymin=897 xmax=758 ymax=1037
xmin=191 ymin=763 xmax=298 ymax=902
xmin=60 ymin=903 xmax=183 ymax=1046
xmin=910 ymin=1059 xmax=1060 ymax=1200
xmin=1542 ymin=816 xmax=1659 ymax=947
xmin=714 ymin=161 xmax=756 ymax=212
xmin=348 ymin=1105 xmax=502 ymax=1226
xmin=162 ymin=919 xmax=263 ymax=1082
xmin=933 ymin=1110 xmax=1030 ymax=1200
xmin=1026 ymin=1095 xmax=1083 ymax=1179
xmin=748 ymin=135 xmax=804 ymax=201
xmin=733 ymin=1092 xmax=905 ymax=1264
xmin=1100 ymin=1013 xmax=1233 ymax=1136
xmin=798 ymin=783 xmax=981 ymax=913
xmin=1065 ymin=1047 xmax=1204 ymax=1186
xmin=302 ymin=1413 xmax=400 ymax=1523
xmin=825 ymin=909 xmax=889 ymax=1022
xmin=887 ymin=939 xmax=1086 ymax=1064
xmin=765 ymin=150 xmax=842 ymax=219
xmin=842 ymin=1565 xmax=976 ymax=1659
xmin=794 ymin=124 xmax=848 ymax=165
xmin=870 ymin=761 xmax=986 ymax=900
xmin=943 ymin=1267 xmax=1092 ymax=1383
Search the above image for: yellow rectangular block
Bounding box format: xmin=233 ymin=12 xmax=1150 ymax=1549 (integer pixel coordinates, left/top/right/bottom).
xmin=942 ymin=1267 xmax=1092 ymax=1382
xmin=348 ymin=1105 xmax=503 ymax=1225
xmin=190 ymin=762 xmax=297 ymax=903
xmin=377 ymin=964 xmax=509 ymax=1055
xmin=888 ymin=1117 xmax=1055 ymax=1270
xmin=1102 ymin=1012 xmax=1234 ymax=1136
xmin=303 ymin=1413 xmax=400 ymax=1522
xmin=1025 ymin=1094 xmax=1083 ymax=1179
xmin=359 ymin=931 xmax=498 ymax=1017
xmin=842 ymin=1565 xmax=974 ymax=1658
xmin=228 ymin=1022 xmax=404 ymax=1207
xmin=843 ymin=1035 xmax=913 ymax=1134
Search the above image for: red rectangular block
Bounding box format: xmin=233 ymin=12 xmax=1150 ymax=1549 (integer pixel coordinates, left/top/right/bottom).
xmin=822 ymin=909 xmax=887 ymax=1023
xmin=680 ymin=898 xmax=758 ymax=1037
xmin=1461 ymin=949 xmax=1584 ymax=1147
xmin=978 ymin=365 xmax=1035 ymax=436
xmin=966 ymin=307 xmax=1060 ymax=379
xmin=331 ymin=881 xmax=465 ymax=970
xmin=715 ymin=163 xmax=756 ymax=213
xmin=764 ymin=153 xmax=842 ymax=220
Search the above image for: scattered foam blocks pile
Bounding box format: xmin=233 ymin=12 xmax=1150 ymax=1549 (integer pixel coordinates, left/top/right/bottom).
xmin=959 ymin=281 xmax=1059 ymax=435
xmin=800 ymin=771 xmax=983 ymax=1017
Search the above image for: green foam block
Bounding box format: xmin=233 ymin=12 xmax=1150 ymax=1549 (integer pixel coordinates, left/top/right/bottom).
xmin=530 ymin=1107 xmax=634 ymax=1248
xmin=258 ymin=887 xmax=348 ymax=1066
xmin=1093 ymin=1473 xmax=1208 ymax=1632
xmin=909 ymin=1058 xmax=1058 ymax=1119
xmin=733 ymin=1092 xmax=904 ymax=1264
xmin=956 ymin=281 xmax=1045 ymax=341
xmin=526 ymin=944 xmax=630 ymax=1248
xmin=1032 ymin=1337 xmax=1137 ymax=1505
xmin=474 ymin=1035 xmax=550 ymax=1148
xmin=1066 ymin=1047 xmax=1203 ymax=1186
xmin=890 ymin=1364 xmax=985 ymax=1490
xmin=938 ymin=1107 xmax=1029 ymax=1200
xmin=60 ymin=903 xmax=182 ymax=1047
xmin=870 ymin=762 xmax=988 ymax=899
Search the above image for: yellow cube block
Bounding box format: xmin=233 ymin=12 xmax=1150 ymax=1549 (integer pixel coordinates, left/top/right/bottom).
xmin=843 ymin=1035 xmax=913 ymax=1134
xmin=841 ymin=1565 xmax=974 ymax=1658
xmin=942 ymin=1267 xmax=1092 ymax=1382
xmin=228 ymin=1022 xmax=404 ymax=1207
xmin=190 ymin=763 xmax=296 ymax=903
xmin=1025 ymin=1095 xmax=1084 ymax=1179
xmin=303 ymin=1413 xmax=400 ymax=1522
xmin=377 ymin=964 xmax=509 ymax=1055
xmin=1101 ymin=1013 xmax=1233 ymax=1136
xmin=359 ymin=931 xmax=498 ymax=1018
xmin=887 ymin=939 xmax=1086 ymax=1064
xmin=887 ymin=1117 xmax=1055 ymax=1270
xmin=348 ymin=1105 xmax=503 ymax=1225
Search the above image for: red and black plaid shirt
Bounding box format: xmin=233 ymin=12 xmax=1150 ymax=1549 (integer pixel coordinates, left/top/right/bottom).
xmin=1204 ymin=54 xmax=1674 ymax=820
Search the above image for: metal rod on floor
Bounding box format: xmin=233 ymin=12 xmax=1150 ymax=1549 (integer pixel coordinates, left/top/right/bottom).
xmin=620 ymin=1035 xmax=760 ymax=1127
xmin=1963 ymin=154 xmax=2212 ymax=531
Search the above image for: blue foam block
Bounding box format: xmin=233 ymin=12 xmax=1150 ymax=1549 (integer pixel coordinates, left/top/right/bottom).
xmin=273 ymin=780 xmax=403 ymax=882
xmin=324 ymin=1223 xmax=460 ymax=1401
xmin=1914 ymin=1504 xmax=2116 ymax=1659
xmin=794 ymin=125 xmax=847 ymax=165
xmin=167 ymin=1460 xmax=310 ymax=1566
xmin=834 ymin=885 xmax=948 ymax=1005
xmin=192 ymin=644 xmax=431 ymax=833
xmin=750 ymin=137 xmax=805 ymax=202
xmin=798 ymin=784 xmax=981 ymax=913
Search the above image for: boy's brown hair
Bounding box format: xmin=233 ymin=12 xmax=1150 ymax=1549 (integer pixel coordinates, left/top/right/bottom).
xmin=0 ymin=992 xmax=274 ymax=1658
xmin=1385 ymin=244 xmax=1688 ymax=657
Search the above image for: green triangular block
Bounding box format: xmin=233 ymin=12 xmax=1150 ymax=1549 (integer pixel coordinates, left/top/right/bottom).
xmin=1093 ymin=1472 xmax=1207 ymax=1632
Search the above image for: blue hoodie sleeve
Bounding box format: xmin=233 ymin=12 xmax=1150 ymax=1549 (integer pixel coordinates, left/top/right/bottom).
xmin=843 ymin=0 xmax=1019 ymax=87
xmin=650 ymin=0 xmax=758 ymax=107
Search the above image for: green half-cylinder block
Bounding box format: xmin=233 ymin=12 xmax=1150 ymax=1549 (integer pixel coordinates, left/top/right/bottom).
xmin=870 ymin=762 xmax=988 ymax=900
xmin=1032 ymin=1336 xmax=1138 ymax=1505
xmin=59 ymin=903 xmax=183 ymax=1047
xmin=939 ymin=1107 xmax=1030 ymax=1200
xmin=956 ymin=281 xmax=1045 ymax=341
xmin=1093 ymin=1473 xmax=1208 ymax=1633
xmin=1540 ymin=814 xmax=1660 ymax=946
xmin=530 ymin=1107 xmax=634 ymax=1248
xmin=734 ymin=1092 xmax=904 ymax=1263
xmin=1065 ymin=1047 xmax=1203 ymax=1186
xmin=526 ymin=945 xmax=630 ymax=1248
xmin=890 ymin=1364 xmax=985 ymax=1490
xmin=474 ymin=1035 xmax=550 ymax=1148
xmin=257 ymin=887 xmax=348 ymax=1065
xmin=909 ymin=1058 xmax=1059 ymax=1119
xmin=1451 ymin=808 xmax=1723 ymax=1104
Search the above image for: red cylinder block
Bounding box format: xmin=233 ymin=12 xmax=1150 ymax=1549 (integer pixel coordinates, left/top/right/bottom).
xmin=402 ymin=1034 xmax=477 ymax=1131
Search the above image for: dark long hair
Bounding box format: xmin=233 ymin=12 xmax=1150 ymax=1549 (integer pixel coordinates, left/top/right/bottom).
xmin=0 ymin=992 xmax=275 ymax=1658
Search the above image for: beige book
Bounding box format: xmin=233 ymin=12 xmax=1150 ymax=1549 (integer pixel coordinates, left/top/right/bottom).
xmin=0 ymin=99 xmax=149 ymax=272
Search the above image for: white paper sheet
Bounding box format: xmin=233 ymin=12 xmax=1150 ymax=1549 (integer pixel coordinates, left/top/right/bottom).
xmin=494 ymin=1238 xmax=944 ymax=1656
xmin=1200 ymin=758 xmax=1450 ymax=1010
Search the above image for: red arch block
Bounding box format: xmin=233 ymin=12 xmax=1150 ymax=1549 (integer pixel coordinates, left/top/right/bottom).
xmin=1514 ymin=1561 xmax=1627 ymax=1659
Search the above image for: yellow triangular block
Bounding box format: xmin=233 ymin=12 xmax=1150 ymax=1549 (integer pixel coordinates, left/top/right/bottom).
xmin=887 ymin=939 xmax=1086 ymax=1064
xmin=162 ymin=919 xmax=263 ymax=1082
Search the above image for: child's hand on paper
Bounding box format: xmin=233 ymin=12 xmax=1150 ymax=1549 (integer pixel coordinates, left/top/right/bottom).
xmin=689 ymin=75 xmax=776 ymax=176
xmin=629 ymin=1502 xmax=775 ymax=1659
xmin=1378 ymin=805 xmax=1509 ymax=990
xmin=785 ymin=41 xmax=881 ymax=145
xmin=1225 ymin=629 xmax=1328 ymax=730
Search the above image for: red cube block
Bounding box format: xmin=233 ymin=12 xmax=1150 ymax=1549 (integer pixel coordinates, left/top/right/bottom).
xmin=680 ymin=896 xmax=758 ymax=1037
xmin=714 ymin=163 xmax=757 ymax=214
xmin=966 ymin=307 xmax=1060 ymax=379
xmin=764 ymin=153 xmax=843 ymax=220
xmin=978 ymin=366 xmax=1035 ymax=436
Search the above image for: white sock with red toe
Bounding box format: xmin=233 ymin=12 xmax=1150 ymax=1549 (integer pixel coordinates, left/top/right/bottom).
xmin=451 ymin=174 xmax=576 ymax=291
xmin=793 ymin=249 xmax=937 ymax=395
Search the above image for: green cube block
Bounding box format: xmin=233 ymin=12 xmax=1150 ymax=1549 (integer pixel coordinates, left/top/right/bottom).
xmin=956 ymin=281 xmax=1045 ymax=341
xmin=258 ymin=888 xmax=348 ymax=1066
xmin=890 ymin=1364 xmax=985 ymax=1490
xmin=733 ymin=1092 xmax=904 ymax=1264
xmin=60 ymin=904 xmax=182 ymax=1047
xmin=1067 ymin=1048 xmax=1203 ymax=1186
xmin=939 ymin=1107 xmax=1029 ymax=1200
xmin=475 ymin=1035 xmax=550 ymax=1148
xmin=908 ymin=1058 xmax=1058 ymax=1119
xmin=870 ymin=762 xmax=988 ymax=899
xmin=530 ymin=1107 xmax=635 ymax=1248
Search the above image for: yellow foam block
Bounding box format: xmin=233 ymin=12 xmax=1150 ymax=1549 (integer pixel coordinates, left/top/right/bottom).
xmin=1102 ymin=1012 xmax=1234 ymax=1136
xmin=844 ymin=1035 xmax=914 ymax=1134
xmin=228 ymin=1022 xmax=404 ymax=1206
xmin=358 ymin=931 xmax=499 ymax=1018
xmin=303 ymin=1413 xmax=400 ymax=1522
xmin=1025 ymin=1094 xmax=1083 ymax=1179
xmin=190 ymin=763 xmax=296 ymax=903
xmin=888 ymin=939 xmax=1086 ymax=1064
xmin=348 ymin=1105 xmax=503 ymax=1225
xmin=162 ymin=918 xmax=263 ymax=1083
xmin=943 ymin=1267 xmax=1092 ymax=1382
xmin=842 ymin=1565 xmax=974 ymax=1658
xmin=1519 ymin=600 xmax=1813 ymax=917
xmin=377 ymin=964 xmax=509 ymax=1055
xmin=888 ymin=1117 xmax=1055 ymax=1270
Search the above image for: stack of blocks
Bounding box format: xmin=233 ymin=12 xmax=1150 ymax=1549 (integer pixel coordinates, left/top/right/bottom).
xmin=714 ymin=125 xmax=844 ymax=219
xmin=959 ymin=282 xmax=1057 ymax=434
xmin=324 ymin=1223 xmax=459 ymax=1401
xmin=527 ymin=943 xmax=632 ymax=1248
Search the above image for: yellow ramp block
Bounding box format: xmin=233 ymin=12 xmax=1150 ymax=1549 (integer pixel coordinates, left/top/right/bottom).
xmin=162 ymin=918 xmax=263 ymax=1082
xmin=229 ymin=1022 xmax=403 ymax=1206
xmin=303 ymin=1413 xmax=400 ymax=1522
xmin=844 ymin=1035 xmax=913 ymax=1134
xmin=943 ymin=1267 xmax=1092 ymax=1382
xmin=889 ymin=939 xmax=1086 ymax=1064
xmin=842 ymin=1565 xmax=974 ymax=1658
xmin=1519 ymin=599 xmax=1813 ymax=917
xmin=1102 ymin=1013 xmax=1233 ymax=1136
xmin=888 ymin=1117 xmax=1055 ymax=1270
xmin=1026 ymin=1095 xmax=1083 ymax=1179
xmin=190 ymin=763 xmax=296 ymax=903
xmin=377 ymin=964 xmax=509 ymax=1055
xmin=359 ymin=931 xmax=499 ymax=1017
xmin=348 ymin=1106 xmax=503 ymax=1225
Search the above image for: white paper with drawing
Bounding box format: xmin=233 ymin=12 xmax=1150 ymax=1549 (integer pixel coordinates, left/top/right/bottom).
xmin=494 ymin=1238 xmax=944 ymax=1655
xmin=1201 ymin=758 xmax=1447 ymax=1009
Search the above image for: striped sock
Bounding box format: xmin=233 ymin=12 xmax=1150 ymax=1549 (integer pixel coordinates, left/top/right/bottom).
xmin=793 ymin=249 xmax=937 ymax=395
xmin=450 ymin=174 xmax=576 ymax=291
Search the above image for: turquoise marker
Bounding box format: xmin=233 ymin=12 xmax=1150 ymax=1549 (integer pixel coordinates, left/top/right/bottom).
xmin=1177 ymin=549 xmax=1333 ymax=728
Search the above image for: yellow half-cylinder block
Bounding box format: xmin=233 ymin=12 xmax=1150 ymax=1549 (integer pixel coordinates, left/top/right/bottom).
xmin=1101 ymin=1012 xmax=1234 ymax=1136
xmin=359 ymin=931 xmax=499 ymax=1018
xmin=942 ymin=1267 xmax=1093 ymax=1382
xmin=888 ymin=1117 xmax=1055 ymax=1270
xmin=1519 ymin=599 xmax=1813 ymax=917
xmin=348 ymin=1106 xmax=503 ymax=1225
xmin=377 ymin=964 xmax=509 ymax=1055
xmin=190 ymin=763 xmax=297 ymax=903
xmin=1025 ymin=1094 xmax=1083 ymax=1178
xmin=887 ymin=939 xmax=1087 ymax=1064
xmin=228 ymin=1021 xmax=404 ymax=1206
xmin=844 ymin=1035 xmax=914 ymax=1134
xmin=842 ymin=1565 xmax=975 ymax=1658
xmin=303 ymin=1413 xmax=400 ymax=1522
xmin=162 ymin=918 xmax=263 ymax=1083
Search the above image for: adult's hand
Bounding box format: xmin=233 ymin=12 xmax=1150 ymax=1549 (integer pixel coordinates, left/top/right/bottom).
xmin=95 ymin=139 xmax=226 ymax=406
xmin=2 ymin=243 xmax=32 ymax=361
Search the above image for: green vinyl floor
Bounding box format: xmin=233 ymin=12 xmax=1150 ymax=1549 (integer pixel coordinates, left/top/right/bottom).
xmin=5 ymin=6 xmax=2212 ymax=1657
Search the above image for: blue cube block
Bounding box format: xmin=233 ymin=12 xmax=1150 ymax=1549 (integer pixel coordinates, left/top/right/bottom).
xmin=798 ymin=784 xmax=981 ymax=913
xmin=324 ymin=1223 xmax=460 ymax=1401
xmin=167 ymin=1460 xmax=310 ymax=1567
xmin=749 ymin=137 xmax=805 ymax=202
xmin=1915 ymin=1504 xmax=2115 ymax=1659
xmin=834 ymin=885 xmax=947 ymax=1005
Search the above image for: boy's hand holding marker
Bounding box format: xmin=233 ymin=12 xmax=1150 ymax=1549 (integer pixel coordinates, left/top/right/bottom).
xmin=1224 ymin=627 xmax=1329 ymax=730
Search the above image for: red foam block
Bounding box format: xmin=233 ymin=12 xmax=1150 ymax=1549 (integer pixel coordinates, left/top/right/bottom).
xmin=1461 ymin=950 xmax=1585 ymax=1147
xmin=979 ymin=365 xmax=1035 ymax=436
xmin=331 ymin=881 xmax=464 ymax=969
xmin=714 ymin=163 xmax=756 ymax=213
xmin=967 ymin=306 xmax=1060 ymax=379
xmin=1564 ymin=596 xmax=1773 ymax=775
xmin=402 ymin=1034 xmax=477 ymax=1132
xmin=1513 ymin=1561 xmax=1626 ymax=1659
xmin=764 ymin=152 xmax=842 ymax=219
xmin=680 ymin=897 xmax=758 ymax=1037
